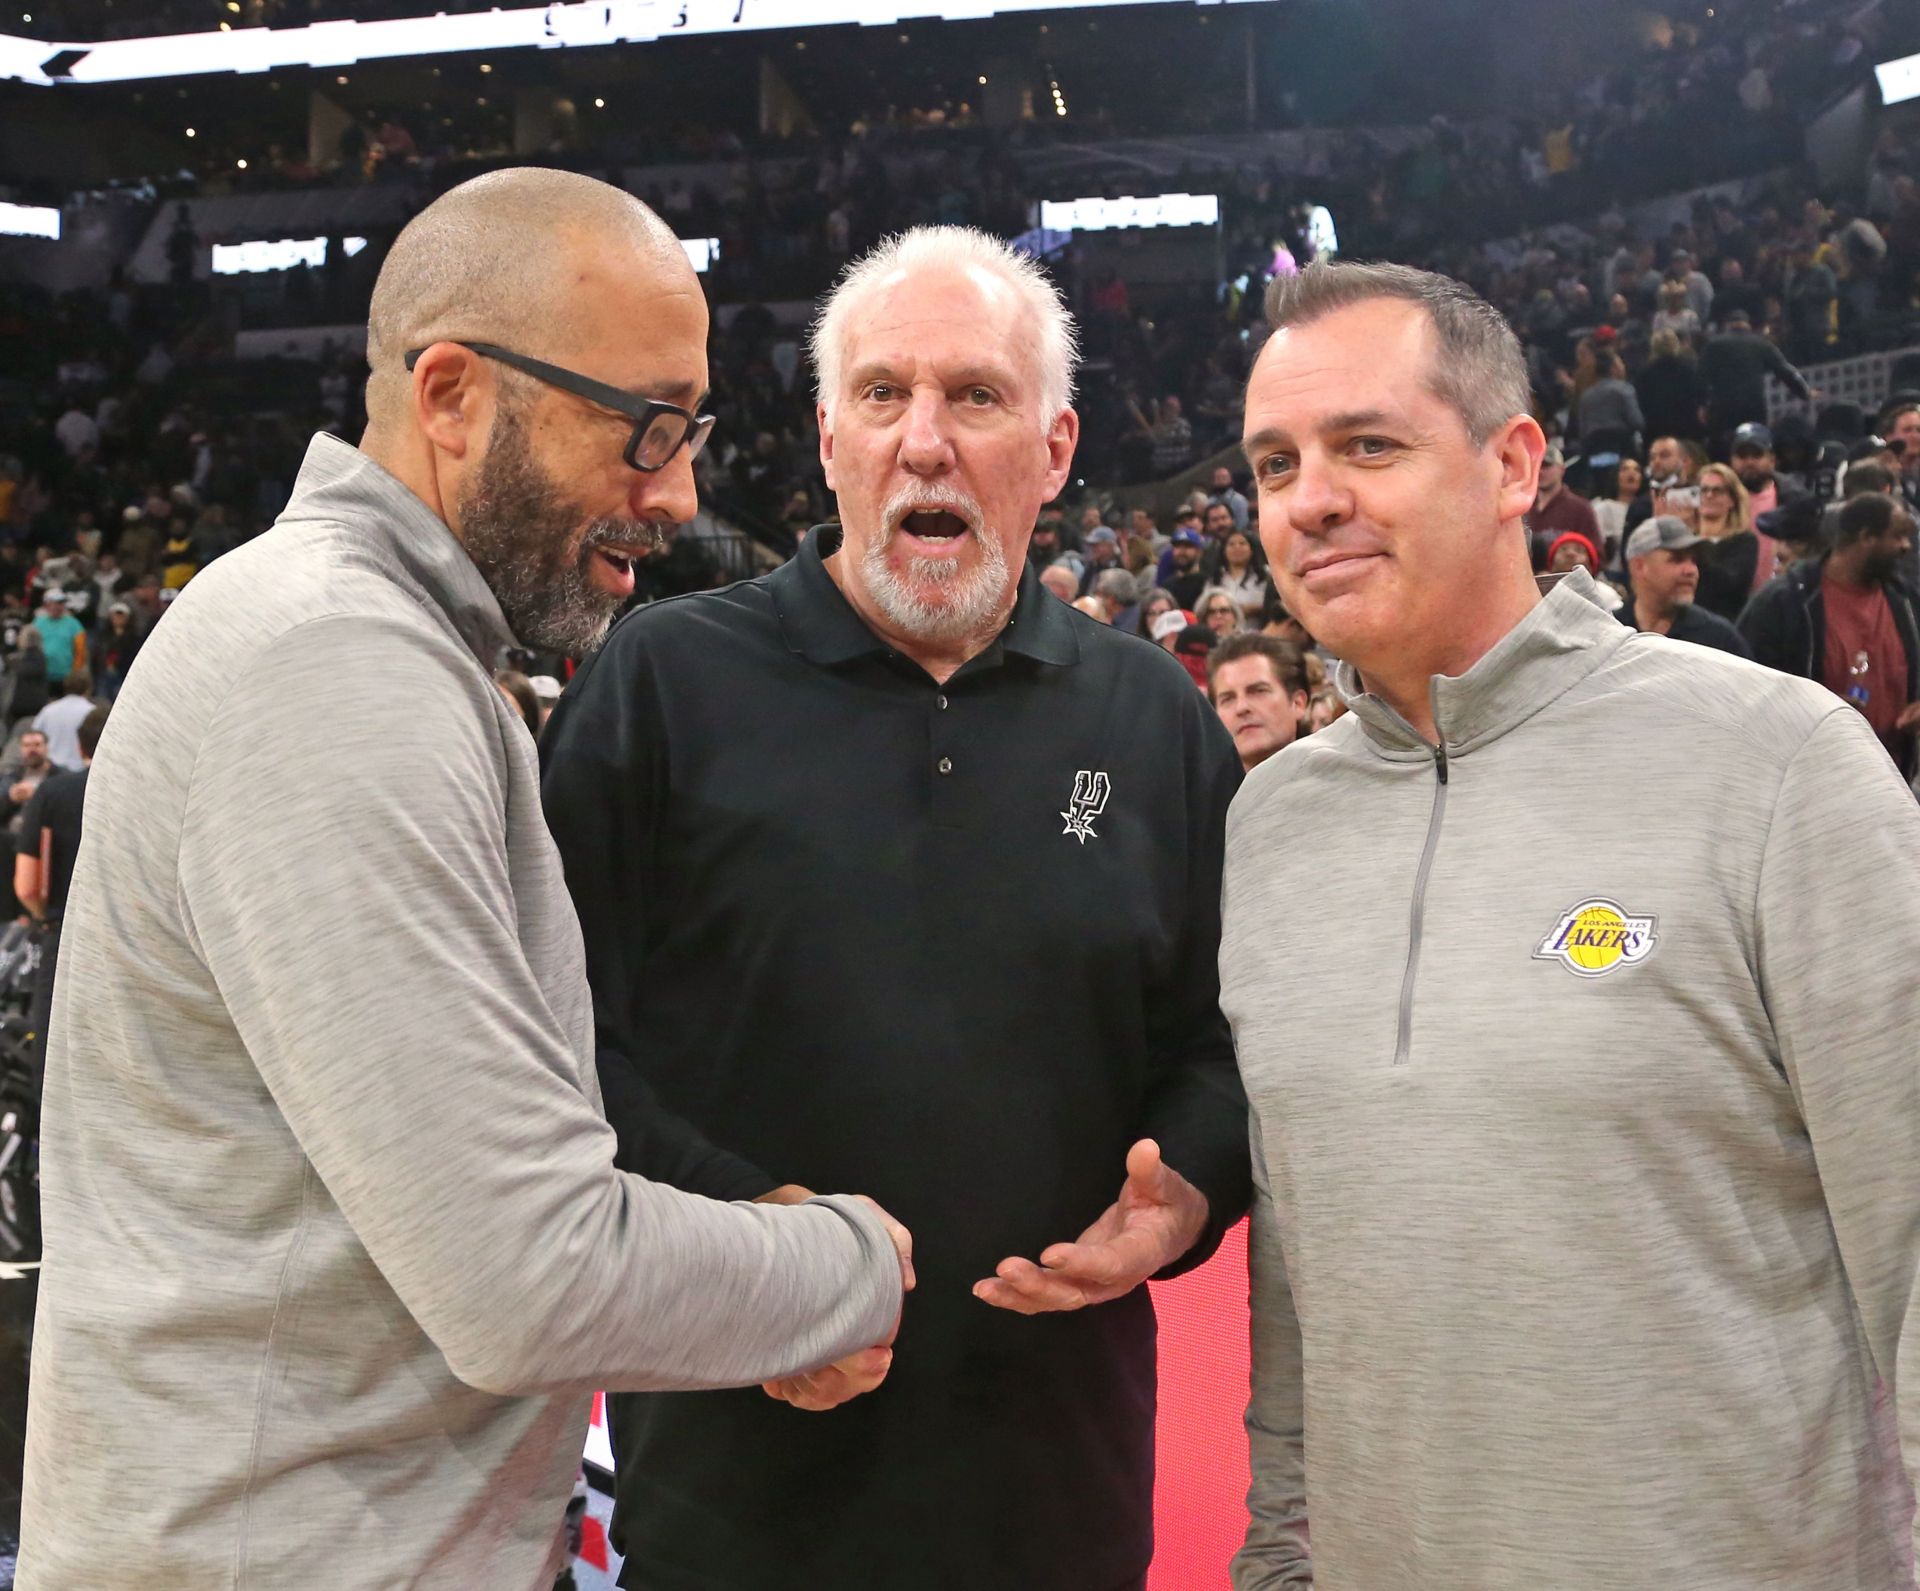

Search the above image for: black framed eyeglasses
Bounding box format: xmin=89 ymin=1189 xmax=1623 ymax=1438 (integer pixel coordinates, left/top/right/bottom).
xmin=403 ymin=340 xmax=715 ymax=473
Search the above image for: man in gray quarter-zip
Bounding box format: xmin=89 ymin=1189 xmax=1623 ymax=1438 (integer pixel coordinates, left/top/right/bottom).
xmin=20 ymin=169 xmax=907 ymax=1591
xmin=1224 ymin=258 xmax=1920 ymax=1590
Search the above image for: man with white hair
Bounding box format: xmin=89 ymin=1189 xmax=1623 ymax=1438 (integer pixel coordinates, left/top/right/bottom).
xmin=542 ymin=224 xmax=1250 ymax=1591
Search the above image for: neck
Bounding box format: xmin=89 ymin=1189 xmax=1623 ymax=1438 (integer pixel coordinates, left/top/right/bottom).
xmin=1826 ymin=545 xmax=1878 ymax=586
xmin=359 ymin=425 xmax=451 ymax=533
xmin=1701 ymin=516 xmax=1735 ymax=539
xmin=823 ymin=544 xmax=1016 ymax=686
xmin=1355 ymin=559 xmax=1542 ymax=745
xmin=1634 ymin=591 xmax=1677 ymax=632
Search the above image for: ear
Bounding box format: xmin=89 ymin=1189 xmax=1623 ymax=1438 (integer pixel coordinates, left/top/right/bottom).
xmin=1290 ymin=689 xmax=1311 ymax=716
xmin=1042 ymin=407 xmax=1081 ymax=502
xmin=1493 ymin=413 xmax=1547 ymax=530
xmin=818 ymin=400 xmax=837 ymax=491
xmin=409 ymin=343 xmax=490 ymax=462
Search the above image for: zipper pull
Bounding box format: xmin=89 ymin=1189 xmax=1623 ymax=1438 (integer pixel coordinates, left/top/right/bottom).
xmin=1433 ymin=743 xmax=1449 ymax=784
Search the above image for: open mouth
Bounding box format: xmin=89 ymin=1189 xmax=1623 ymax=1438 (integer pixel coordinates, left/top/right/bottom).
xmin=897 ymin=508 xmax=971 ymax=543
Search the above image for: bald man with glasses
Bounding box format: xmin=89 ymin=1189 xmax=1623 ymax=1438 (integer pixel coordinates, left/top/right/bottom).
xmin=21 ymin=168 xmax=909 ymax=1591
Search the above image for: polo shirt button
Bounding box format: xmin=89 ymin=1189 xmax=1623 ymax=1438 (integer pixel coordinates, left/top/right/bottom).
xmin=937 ymin=695 xmax=949 ymax=710
xmin=937 ymin=757 xmax=953 ymax=775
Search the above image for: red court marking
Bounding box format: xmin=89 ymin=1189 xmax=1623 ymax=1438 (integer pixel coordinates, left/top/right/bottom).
xmin=1147 ymin=1218 xmax=1251 ymax=1590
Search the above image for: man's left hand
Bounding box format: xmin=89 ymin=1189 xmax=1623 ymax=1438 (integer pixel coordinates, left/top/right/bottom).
xmin=972 ymin=1138 xmax=1208 ymax=1315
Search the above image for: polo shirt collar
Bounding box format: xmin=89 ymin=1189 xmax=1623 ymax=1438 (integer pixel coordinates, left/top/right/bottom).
xmin=772 ymin=525 xmax=1080 ymax=670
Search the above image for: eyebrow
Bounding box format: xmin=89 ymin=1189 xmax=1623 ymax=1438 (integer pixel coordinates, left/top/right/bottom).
xmin=845 ymin=361 xmax=1019 ymax=392
xmin=1244 ymin=409 xmax=1398 ymax=458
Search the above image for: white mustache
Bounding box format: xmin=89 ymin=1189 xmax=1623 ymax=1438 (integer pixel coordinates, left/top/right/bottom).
xmin=881 ymin=484 xmax=986 ymax=538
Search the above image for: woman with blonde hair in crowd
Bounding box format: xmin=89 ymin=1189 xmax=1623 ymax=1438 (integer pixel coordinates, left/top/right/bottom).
xmin=1688 ymin=461 xmax=1771 ymax=622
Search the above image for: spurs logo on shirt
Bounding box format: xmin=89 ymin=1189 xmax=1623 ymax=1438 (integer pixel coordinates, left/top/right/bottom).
xmin=1533 ymin=897 xmax=1658 ymax=978
xmin=1060 ymin=770 xmax=1110 ymax=844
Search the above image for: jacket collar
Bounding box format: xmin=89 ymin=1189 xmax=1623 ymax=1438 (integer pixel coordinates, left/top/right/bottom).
xmin=279 ymin=433 xmax=517 ymax=669
xmin=1337 ymin=569 xmax=1629 ymax=762
xmin=771 ymin=524 xmax=1080 ymax=670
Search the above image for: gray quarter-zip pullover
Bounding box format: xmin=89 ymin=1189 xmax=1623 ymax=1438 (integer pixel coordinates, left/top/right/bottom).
xmin=1222 ymin=570 xmax=1920 ymax=1589
xmin=20 ymin=434 xmax=902 ymax=1589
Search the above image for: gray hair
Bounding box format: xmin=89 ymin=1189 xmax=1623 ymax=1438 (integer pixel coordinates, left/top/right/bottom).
xmin=809 ymin=225 xmax=1080 ymax=427
xmin=1093 ymin=567 xmax=1139 ymax=606
xmin=1263 ymin=261 xmax=1532 ymax=446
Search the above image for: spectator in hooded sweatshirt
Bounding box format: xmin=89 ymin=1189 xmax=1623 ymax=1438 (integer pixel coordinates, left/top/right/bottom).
xmin=1739 ymin=491 xmax=1920 ymax=778
xmin=1228 ymin=258 xmax=1920 ymax=1591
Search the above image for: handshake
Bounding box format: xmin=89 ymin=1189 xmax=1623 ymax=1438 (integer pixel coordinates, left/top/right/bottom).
xmin=752 ymin=1139 xmax=1210 ymax=1413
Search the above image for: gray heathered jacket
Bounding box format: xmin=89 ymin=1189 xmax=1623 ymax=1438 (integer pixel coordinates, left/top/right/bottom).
xmin=1221 ymin=569 xmax=1920 ymax=1589
xmin=19 ymin=434 xmax=902 ymax=1589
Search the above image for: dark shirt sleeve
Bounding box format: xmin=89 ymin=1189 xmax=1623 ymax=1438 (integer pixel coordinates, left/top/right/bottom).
xmin=1140 ymin=686 xmax=1254 ymax=1278
xmin=540 ymin=619 xmax=779 ymax=1203
xmin=14 ymin=780 xmax=49 ymax=860
xmin=1767 ymin=341 xmax=1812 ymax=400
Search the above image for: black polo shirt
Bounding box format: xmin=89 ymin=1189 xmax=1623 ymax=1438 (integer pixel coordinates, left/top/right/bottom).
xmin=1617 ymin=600 xmax=1752 ymax=657
xmin=540 ymin=527 xmax=1249 ymax=1591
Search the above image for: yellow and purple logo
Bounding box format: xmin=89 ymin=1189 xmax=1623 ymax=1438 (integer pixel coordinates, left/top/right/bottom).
xmin=1533 ymin=897 xmax=1658 ymax=978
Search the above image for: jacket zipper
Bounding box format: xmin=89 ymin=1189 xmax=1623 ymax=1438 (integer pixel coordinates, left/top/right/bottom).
xmin=1393 ymin=740 xmax=1449 ymax=1066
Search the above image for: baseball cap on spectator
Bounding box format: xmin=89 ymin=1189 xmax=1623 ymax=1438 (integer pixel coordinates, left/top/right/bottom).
xmin=1625 ymin=516 xmax=1708 ymax=560
xmin=122 ymin=505 xmax=142 ymax=524
xmin=1848 ymin=436 xmax=1892 ymax=464
xmin=528 ymin=674 xmax=563 ymax=705
xmin=43 ymin=590 xmax=65 ymax=605
xmin=1085 ymin=527 xmax=1118 ymax=547
xmin=1171 ymin=529 xmax=1205 ymax=549
xmin=1732 ymin=422 xmax=1772 ymax=453
xmin=1150 ymin=608 xmax=1193 ymax=642
xmin=1542 ymin=442 xmax=1567 ymax=468
xmin=108 ymin=601 xmax=131 ymax=617
xmin=1724 ymin=307 xmax=1753 ymax=326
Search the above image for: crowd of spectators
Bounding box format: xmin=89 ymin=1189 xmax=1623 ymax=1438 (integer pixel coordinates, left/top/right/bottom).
xmin=4 ymin=0 xmax=1920 ymax=795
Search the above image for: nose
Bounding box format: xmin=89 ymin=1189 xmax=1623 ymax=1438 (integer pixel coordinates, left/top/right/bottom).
xmin=1284 ymin=450 xmax=1354 ymax=540
xmin=898 ymin=389 xmax=957 ymax=476
xmin=628 ymin=442 xmax=698 ymax=527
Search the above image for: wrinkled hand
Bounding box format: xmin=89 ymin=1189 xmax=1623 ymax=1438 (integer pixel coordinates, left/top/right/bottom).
xmin=756 ymin=1187 xmax=914 ymax=1412
xmin=973 ymin=1139 xmax=1208 ymax=1316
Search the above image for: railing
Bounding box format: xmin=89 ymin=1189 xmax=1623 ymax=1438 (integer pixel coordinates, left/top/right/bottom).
xmin=1768 ymin=345 xmax=1920 ymax=428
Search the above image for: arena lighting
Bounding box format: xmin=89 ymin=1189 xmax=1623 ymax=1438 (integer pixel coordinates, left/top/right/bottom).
xmin=680 ymin=236 xmax=719 ymax=272
xmin=1877 ymin=50 xmax=1920 ymax=107
xmin=211 ymin=234 xmax=367 ymax=273
xmin=0 ymin=0 xmax=1279 ymax=86
xmin=1038 ymin=192 xmax=1221 ymax=232
xmin=0 ymin=201 xmax=59 ymax=239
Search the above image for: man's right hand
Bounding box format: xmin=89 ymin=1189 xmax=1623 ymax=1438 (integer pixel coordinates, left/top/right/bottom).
xmin=753 ymin=1188 xmax=913 ymax=1412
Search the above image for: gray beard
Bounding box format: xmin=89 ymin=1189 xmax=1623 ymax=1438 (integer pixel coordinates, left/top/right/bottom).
xmin=456 ymin=405 xmax=659 ymax=657
xmin=859 ymin=512 xmax=1012 ymax=646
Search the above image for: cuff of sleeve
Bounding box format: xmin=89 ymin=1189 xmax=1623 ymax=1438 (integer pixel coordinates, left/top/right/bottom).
xmin=1149 ymin=1146 xmax=1252 ymax=1282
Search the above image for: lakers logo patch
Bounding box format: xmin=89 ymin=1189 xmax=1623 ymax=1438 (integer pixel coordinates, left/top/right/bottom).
xmin=1533 ymin=898 xmax=1658 ymax=979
